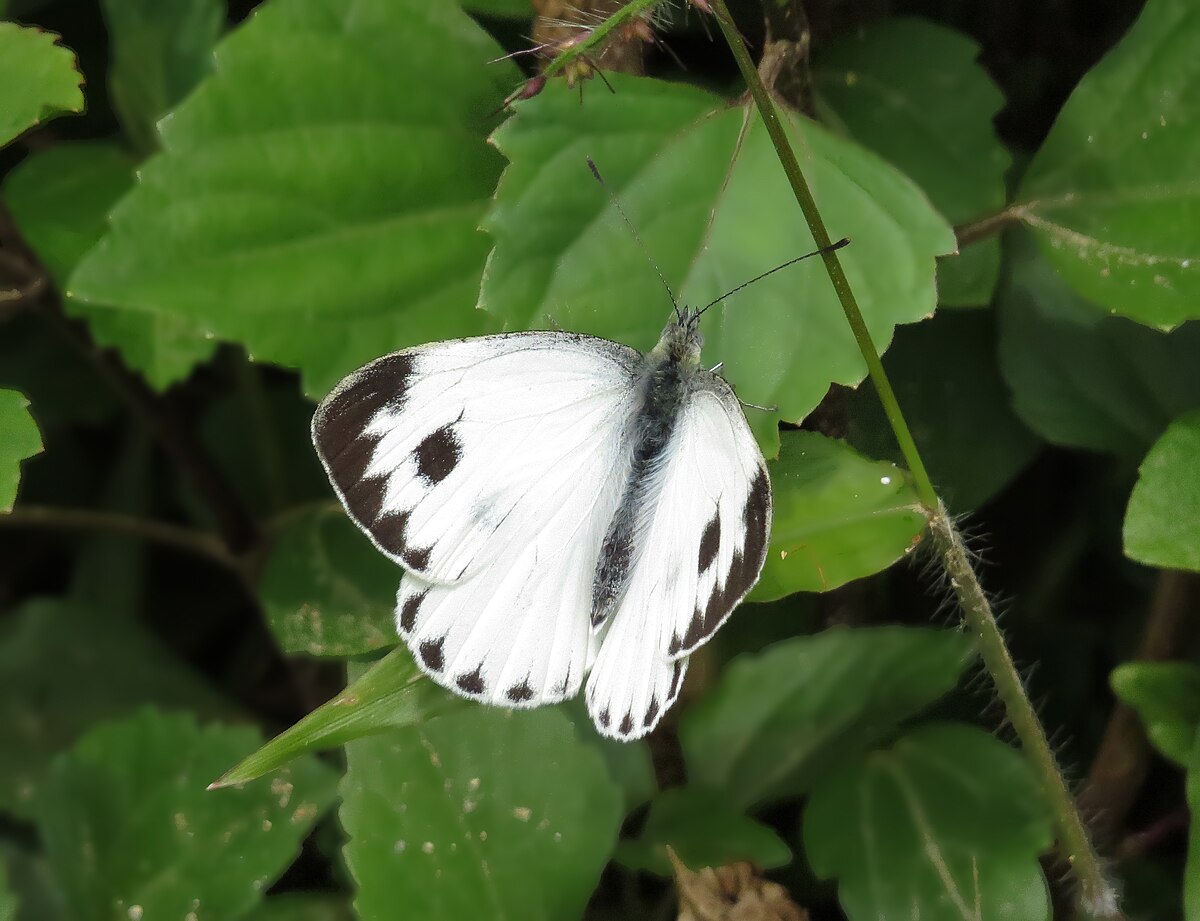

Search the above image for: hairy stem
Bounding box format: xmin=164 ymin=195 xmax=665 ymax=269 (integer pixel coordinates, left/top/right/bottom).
xmin=706 ymin=0 xmax=1119 ymax=915
xmin=540 ymin=0 xmax=660 ymax=79
xmin=928 ymin=510 xmax=1118 ymax=918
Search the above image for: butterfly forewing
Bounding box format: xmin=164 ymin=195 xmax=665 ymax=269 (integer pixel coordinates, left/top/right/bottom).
xmin=585 ymin=372 xmax=771 ymax=740
xmin=312 ymin=333 xmax=641 ymax=583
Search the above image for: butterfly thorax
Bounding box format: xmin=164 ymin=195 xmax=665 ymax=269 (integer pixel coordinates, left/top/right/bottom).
xmin=590 ymin=311 xmax=705 ymax=627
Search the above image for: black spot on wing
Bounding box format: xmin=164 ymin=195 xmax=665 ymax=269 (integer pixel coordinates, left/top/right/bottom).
xmin=698 ymin=511 xmax=721 ymax=573
xmin=675 ymin=468 xmax=772 ymax=658
xmin=314 ymin=353 xmax=415 ymax=529
xmin=552 ymin=668 xmax=571 ymax=698
xmin=456 ymin=664 xmax=485 ymax=696
xmin=414 ymin=423 xmax=462 ymax=485
xmin=506 ymin=679 xmax=534 ymax=703
xmin=598 ymin=707 xmax=611 ymax=729
xmin=618 ymin=712 xmax=634 ymax=736
xmin=398 ymin=588 xmax=427 ymax=634
xmin=419 ymin=635 xmax=445 ymax=672
xmin=643 ymin=696 xmax=660 ymax=728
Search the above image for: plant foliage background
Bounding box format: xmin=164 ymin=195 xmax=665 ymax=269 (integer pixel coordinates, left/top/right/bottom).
xmin=0 ymin=0 xmax=1198 ymax=919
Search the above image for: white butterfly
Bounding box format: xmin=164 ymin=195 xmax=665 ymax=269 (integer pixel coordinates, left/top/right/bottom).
xmin=311 ymin=306 xmax=770 ymax=741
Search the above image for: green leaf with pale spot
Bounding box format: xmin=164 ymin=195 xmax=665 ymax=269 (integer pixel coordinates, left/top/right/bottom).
xmin=0 ymin=389 xmax=41 ymax=512
xmin=37 ymin=709 xmax=338 ymax=921
xmin=261 ymin=505 xmax=399 ymax=657
xmin=752 ymin=431 xmax=926 ymax=599
xmin=483 ymin=75 xmax=955 ymax=455
xmin=680 ymin=626 xmax=975 ymax=808
xmin=341 ymin=706 xmax=622 ymax=921
xmin=1124 ymin=409 xmax=1200 ymax=571
xmin=804 ymin=722 xmax=1053 ymax=921
xmin=998 ymin=231 xmax=1200 ymax=458
xmin=0 ymin=23 xmax=84 ymax=147
xmin=102 ymin=0 xmax=225 ymax=153
xmin=1017 ymin=0 xmax=1200 ymax=329
xmin=616 ymin=786 xmax=791 ymax=876
xmin=814 ymin=17 xmax=1010 ymax=307
xmin=1111 ymin=661 xmax=1200 ymax=766
xmin=3 ymin=142 xmax=218 ymax=388
xmin=70 ymin=0 xmax=516 ymax=397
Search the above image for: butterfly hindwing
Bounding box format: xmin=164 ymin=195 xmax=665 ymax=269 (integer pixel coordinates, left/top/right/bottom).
xmin=586 ymin=373 xmax=770 ymax=740
xmin=312 ymin=333 xmax=641 ymax=584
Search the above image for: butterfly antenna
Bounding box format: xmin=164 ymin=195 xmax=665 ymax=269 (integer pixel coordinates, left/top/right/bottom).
xmin=696 ymin=237 xmax=851 ymax=316
xmin=586 ymin=157 xmax=679 ymax=311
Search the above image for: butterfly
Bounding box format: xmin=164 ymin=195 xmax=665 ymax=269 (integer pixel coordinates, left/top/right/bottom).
xmin=310 ymin=301 xmax=772 ymax=741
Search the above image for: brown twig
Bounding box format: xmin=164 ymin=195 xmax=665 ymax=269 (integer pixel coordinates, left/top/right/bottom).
xmin=954 ymin=207 xmax=1022 ymax=249
xmin=1079 ymin=570 xmax=1200 ymax=846
xmin=0 ymin=504 xmax=245 ymax=576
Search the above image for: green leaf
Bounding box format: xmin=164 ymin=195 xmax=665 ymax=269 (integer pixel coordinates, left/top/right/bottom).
xmin=0 ymin=599 xmax=231 ymax=818
xmin=0 ymin=861 xmax=16 ymax=921
xmin=1124 ymin=410 xmax=1200 ymax=571
xmin=102 ymin=0 xmax=225 ymax=153
xmin=804 ymin=722 xmax=1053 ymax=921
xmin=0 ymin=389 xmax=42 ymax=512
xmin=0 ymin=23 xmax=83 ymax=147
xmin=680 ymin=626 xmax=975 ymax=808
xmin=616 ymin=787 xmax=791 ymax=876
xmin=813 ymin=16 xmax=1010 ymax=306
xmin=261 ymin=505 xmax=399 ymax=657
xmin=849 ymin=309 xmax=1040 ymax=511
xmin=751 ymin=432 xmax=926 ymax=599
xmin=1017 ymin=0 xmax=1200 ymax=329
xmin=37 ymin=709 xmax=338 ymax=921
xmin=2 ymin=142 xmax=218 ymax=389
xmin=1111 ymin=662 xmax=1200 ymax=766
xmin=341 ymin=707 xmax=622 ymax=921
xmin=483 ymin=75 xmax=956 ymax=455
xmin=998 ymin=230 xmax=1200 ymax=457
xmin=459 ymin=0 xmax=530 ymax=15
xmin=214 ymin=646 xmax=461 ymax=787
xmin=70 ymin=0 xmax=516 ymax=397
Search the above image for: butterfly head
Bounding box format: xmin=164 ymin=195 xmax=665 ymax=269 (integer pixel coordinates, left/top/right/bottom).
xmin=652 ymin=305 xmax=704 ymax=368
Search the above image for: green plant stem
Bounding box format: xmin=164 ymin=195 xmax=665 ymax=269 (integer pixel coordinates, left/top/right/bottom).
xmin=928 ymin=511 xmax=1118 ymax=918
xmin=706 ymin=1 xmax=1119 ymax=916
xmin=708 ymin=0 xmax=938 ymax=512
xmin=541 ymin=0 xmax=661 ymax=79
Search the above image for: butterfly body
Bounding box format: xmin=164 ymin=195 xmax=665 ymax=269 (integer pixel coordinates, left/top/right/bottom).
xmin=313 ymin=309 xmax=770 ymax=740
